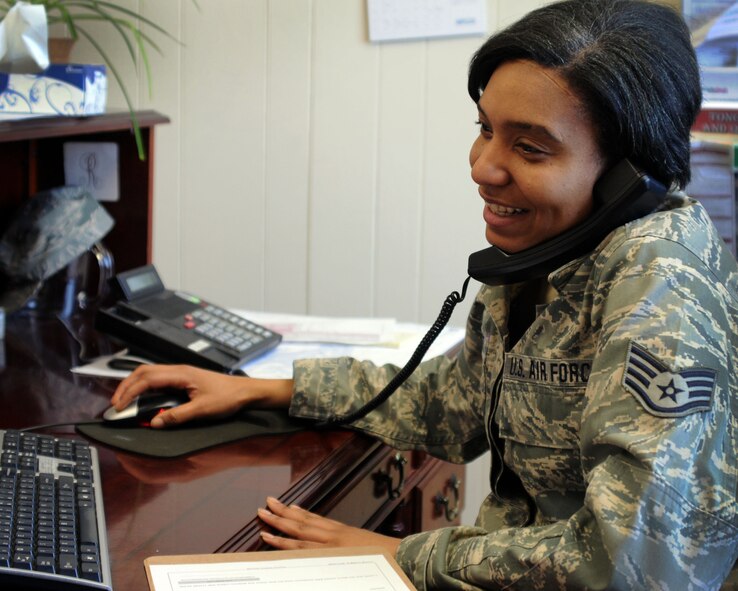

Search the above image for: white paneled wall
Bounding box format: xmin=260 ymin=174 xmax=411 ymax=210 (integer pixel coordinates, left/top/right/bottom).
xmin=69 ymin=0 xmax=530 ymax=321
xmin=68 ymin=0 xmax=552 ymax=526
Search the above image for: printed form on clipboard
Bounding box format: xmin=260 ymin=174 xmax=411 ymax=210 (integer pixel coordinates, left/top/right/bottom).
xmin=145 ymin=547 xmax=417 ymax=591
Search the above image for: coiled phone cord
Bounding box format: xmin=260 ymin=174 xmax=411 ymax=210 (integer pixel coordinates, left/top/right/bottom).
xmin=317 ymin=275 xmax=472 ymax=428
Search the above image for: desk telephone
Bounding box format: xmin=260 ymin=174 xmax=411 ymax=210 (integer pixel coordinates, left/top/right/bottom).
xmin=95 ymin=265 xmax=281 ymax=373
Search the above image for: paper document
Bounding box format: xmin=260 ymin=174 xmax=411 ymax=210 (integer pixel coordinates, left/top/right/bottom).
xmin=145 ymin=547 xmax=417 ymax=591
xmin=71 ymin=349 xmax=153 ymax=378
xmin=231 ymin=310 xmax=410 ymax=346
xmin=237 ymin=313 xmax=464 ymax=379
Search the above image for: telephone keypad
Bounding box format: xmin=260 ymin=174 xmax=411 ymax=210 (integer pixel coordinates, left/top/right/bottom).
xmin=189 ymin=307 xmax=276 ymax=354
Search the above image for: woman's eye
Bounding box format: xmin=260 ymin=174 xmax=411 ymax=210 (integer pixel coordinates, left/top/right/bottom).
xmin=517 ymin=143 xmax=544 ymax=155
xmin=475 ymin=120 xmax=492 ymax=134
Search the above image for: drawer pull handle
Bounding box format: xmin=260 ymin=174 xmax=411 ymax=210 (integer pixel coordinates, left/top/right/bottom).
xmin=434 ymin=474 xmax=461 ymax=522
xmin=379 ymin=453 xmax=408 ymax=500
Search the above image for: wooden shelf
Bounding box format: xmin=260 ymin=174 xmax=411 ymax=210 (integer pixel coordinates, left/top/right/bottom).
xmin=0 ymin=110 xmax=169 ymax=273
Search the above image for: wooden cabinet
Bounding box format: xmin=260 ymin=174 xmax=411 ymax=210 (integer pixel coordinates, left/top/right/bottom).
xmin=311 ymin=446 xmax=465 ymax=539
xmin=414 ymin=458 xmax=464 ymax=532
xmin=0 ymin=111 xmax=169 ymax=274
xmin=374 ymin=452 xmax=465 ymax=538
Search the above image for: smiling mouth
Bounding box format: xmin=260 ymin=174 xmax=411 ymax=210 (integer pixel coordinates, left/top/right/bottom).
xmin=486 ymin=202 xmax=526 ymax=216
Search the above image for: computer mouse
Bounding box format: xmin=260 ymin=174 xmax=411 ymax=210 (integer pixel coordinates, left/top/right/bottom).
xmin=102 ymin=389 xmax=190 ymax=427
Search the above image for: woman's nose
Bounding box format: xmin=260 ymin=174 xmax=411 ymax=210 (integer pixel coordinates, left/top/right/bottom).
xmin=470 ymin=140 xmax=509 ymax=187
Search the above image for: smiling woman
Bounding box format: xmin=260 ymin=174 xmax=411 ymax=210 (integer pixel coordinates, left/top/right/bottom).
xmin=108 ymin=1 xmax=738 ymax=589
xmin=470 ymin=59 xmax=605 ymax=253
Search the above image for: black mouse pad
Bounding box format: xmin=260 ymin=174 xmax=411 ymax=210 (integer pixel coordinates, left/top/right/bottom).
xmin=76 ymin=409 xmax=313 ymax=458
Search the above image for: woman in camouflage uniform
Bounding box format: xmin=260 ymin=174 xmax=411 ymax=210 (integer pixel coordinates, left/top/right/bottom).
xmin=112 ymin=0 xmax=738 ymax=588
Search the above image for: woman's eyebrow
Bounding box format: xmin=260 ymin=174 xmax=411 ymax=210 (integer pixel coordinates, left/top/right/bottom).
xmin=476 ymin=105 xmax=563 ymax=144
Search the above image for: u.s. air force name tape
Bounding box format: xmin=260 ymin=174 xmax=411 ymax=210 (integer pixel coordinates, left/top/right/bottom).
xmin=623 ymin=340 xmax=716 ymax=417
xmin=505 ymin=353 xmax=592 ymax=386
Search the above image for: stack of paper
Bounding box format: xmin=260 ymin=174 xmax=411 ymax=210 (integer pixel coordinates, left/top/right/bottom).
xmin=145 ymin=547 xmax=417 ymax=591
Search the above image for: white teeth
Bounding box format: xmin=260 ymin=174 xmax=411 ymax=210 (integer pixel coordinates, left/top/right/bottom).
xmin=487 ymin=203 xmax=524 ymax=216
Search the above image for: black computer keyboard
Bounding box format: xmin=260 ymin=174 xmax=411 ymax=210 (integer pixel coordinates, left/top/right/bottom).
xmin=0 ymin=430 xmax=112 ymax=590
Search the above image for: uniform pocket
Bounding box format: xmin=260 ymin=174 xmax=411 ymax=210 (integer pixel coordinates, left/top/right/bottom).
xmin=496 ymin=354 xmax=590 ymax=450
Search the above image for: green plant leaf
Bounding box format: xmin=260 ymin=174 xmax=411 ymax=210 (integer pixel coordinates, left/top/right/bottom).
xmin=0 ymin=0 xmax=201 ymax=159
xmin=47 ymin=13 xmax=165 ymax=57
xmin=46 ymin=2 xmax=79 ymax=40
xmin=62 ymin=0 xmax=183 ymax=45
xmin=76 ymin=24 xmax=146 ymax=160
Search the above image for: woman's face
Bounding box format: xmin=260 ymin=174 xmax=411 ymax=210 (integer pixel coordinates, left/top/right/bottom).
xmin=470 ymin=59 xmax=606 ymax=253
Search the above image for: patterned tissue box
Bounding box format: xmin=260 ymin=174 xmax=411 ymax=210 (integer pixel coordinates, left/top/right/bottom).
xmin=0 ymin=63 xmax=107 ymax=119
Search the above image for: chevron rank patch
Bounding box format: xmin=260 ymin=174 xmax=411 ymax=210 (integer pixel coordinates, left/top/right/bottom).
xmin=623 ymin=341 xmax=716 ymax=417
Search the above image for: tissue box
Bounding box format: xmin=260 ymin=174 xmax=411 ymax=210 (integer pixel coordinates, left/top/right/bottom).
xmin=0 ymin=63 xmax=107 ymax=119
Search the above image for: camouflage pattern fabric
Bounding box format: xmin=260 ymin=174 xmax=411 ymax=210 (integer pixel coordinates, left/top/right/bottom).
xmin=0 ymin=185 xmax=113 ymax=311
xmin=291 ymin=193 xmax=738 ymax=590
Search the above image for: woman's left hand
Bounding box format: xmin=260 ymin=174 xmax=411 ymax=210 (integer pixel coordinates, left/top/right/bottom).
xmin=258 ymin=497 xmax=402 ymax=555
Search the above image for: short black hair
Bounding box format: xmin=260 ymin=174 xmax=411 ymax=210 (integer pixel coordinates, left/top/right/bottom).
xmin=468 ymin=0 xmax=701 ymax=188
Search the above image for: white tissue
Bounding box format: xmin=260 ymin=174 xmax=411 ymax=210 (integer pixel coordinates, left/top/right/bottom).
xmin=0 ymin=2 xmax=49 ymax=74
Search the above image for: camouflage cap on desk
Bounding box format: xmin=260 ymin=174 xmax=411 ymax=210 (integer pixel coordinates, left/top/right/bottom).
xmin=0 ymin=185 xmax=114 ymax=312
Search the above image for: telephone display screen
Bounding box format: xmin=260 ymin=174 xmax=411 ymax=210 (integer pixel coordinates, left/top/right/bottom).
xmin=115 ymin=265 xmax=166 ymax=301
xmin=125 ymin=270 xmax=160 ymax=295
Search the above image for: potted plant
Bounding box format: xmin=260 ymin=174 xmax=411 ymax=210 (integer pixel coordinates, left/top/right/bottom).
xmin=0 ymin=0 xmax=197 ymax=159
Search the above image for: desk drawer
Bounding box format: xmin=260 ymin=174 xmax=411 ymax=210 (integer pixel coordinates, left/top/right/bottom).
xmin=414 ymin=460 xmax=464 ymax=531
xmin=320 ymin=447 xmax=426 ymax=529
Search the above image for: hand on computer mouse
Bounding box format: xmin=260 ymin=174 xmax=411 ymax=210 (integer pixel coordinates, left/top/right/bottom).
xmin=110 ymin=364 xmax=293 ymax=428
xmin=102 ymin=388 xmax=191 ymax=427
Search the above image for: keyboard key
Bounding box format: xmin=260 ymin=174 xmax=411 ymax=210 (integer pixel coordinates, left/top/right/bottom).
xmin=79 ymin=506 xmax=99 ymax=546
xmin=36 ymin=555 xmax=55 ymax=572
xmin=58 ymin=553 xmax=78 ymax=577
xmin=12 ymin=552 xmax=33 ymax=569
xmin=81 ymin=562 xmax=102 ymax=581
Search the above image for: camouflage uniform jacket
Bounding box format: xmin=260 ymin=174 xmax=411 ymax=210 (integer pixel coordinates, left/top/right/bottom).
xmin=290 ymin=193 xmax=738 ymax=590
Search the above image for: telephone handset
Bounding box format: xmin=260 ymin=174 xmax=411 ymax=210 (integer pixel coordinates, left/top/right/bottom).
xmin=468 ymin=159 xmax=668 ymax=285
xmin=320 ymin=159 xmax=668 ymax=427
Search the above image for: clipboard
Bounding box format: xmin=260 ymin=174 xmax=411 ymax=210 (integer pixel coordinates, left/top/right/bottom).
xmin=144 ymin=546 xmax=418 ymax=591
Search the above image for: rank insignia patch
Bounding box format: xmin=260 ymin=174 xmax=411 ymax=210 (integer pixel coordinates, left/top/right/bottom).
xmin=623 ymin=341 xmax=716 ymax=417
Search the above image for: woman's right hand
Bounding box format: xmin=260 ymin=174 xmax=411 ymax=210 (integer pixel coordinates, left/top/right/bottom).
xmin=109 ymin=364 xmax=294 ymax=428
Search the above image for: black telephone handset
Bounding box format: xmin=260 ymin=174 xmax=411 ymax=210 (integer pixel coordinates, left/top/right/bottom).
xmin=468 ymin=159 xmax=668 ymax=286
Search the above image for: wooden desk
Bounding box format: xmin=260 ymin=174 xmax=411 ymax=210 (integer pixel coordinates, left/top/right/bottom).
xmin=0 ymin=312 xmax=464 ymax=590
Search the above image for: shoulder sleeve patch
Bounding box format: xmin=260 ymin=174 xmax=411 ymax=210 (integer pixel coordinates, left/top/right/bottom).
xmin=622 ymin=341 xmax=716 ymax=418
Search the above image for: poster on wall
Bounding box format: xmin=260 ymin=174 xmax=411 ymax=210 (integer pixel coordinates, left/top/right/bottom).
xmin=367 ymin=0 xmax=486 ymax=42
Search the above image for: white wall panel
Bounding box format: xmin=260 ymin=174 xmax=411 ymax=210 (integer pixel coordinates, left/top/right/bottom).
xmin=181 ymin=0 xmax=268 ymax=309
xmin=307 ymin=0 xmax=380 ymax=317
xmin=374 ymin=41 xmax=426 ymax=321
xmin=141 ymin=0 xmax=183 ymax=289
xmin=264 ymin=0 xmax=313 ymax=314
